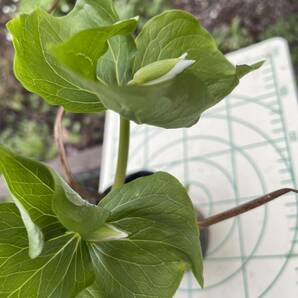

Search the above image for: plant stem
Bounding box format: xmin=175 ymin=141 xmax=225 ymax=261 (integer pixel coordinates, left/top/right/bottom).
xmin=112 ymin=116 xmax=130 ymax=190
xmin=198 ymin=188 xmax=298 ymax=229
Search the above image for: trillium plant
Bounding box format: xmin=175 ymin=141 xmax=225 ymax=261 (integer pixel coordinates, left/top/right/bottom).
xmin=1 ymin=0 xmax=297 ymax=297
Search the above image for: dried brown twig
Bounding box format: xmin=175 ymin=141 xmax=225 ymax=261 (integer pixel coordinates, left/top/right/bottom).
xmin=198 ymin=188 xmax=298 ymax=228
xmin=54 ymin=108 xmax=72 ymax=184
xmin=54 ymin=107 xmax=100 ymax=202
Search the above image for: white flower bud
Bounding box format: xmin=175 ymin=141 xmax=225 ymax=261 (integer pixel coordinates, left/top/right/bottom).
xmin=129 ymin=53 xmax=196 ymax=86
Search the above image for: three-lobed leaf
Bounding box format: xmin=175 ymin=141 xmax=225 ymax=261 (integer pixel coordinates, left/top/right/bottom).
xmin=9 ymin=2 xmax=263 ymax=128
xmin=0 ymin=147 xmax=203 ymax=297
xmin=50 ymin=10 xmax=263 ymax=128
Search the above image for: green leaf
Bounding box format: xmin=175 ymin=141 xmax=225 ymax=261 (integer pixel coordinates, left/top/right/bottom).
xmin=19 ymin=0 xmax=53 ymax=14
xmin=51 ymin=172 xmax=111 ymax=237
xmin=77 ymin=285 xmax=101 ymax=297
xmin=0 ymin=145 xmax=63 ymax=257
xmin=76 ymin=283 xmax=102 ymax=298
xmin=0 ymin=203 xmax=93 ymax=297
xmin=56 ymin=66 xmax=208 ymax=127
xmin=85 ymin=172 xmax=203 ymax=297
xmin=52 ymin=18 xmax=138 ymax=81
xmin=0 ymin=145 xmax=113 ymax=256
xmin=96 ymin=34 xmax=137 ymax=86
xmin=236 ymin=61 xmax=265 ymax=79
xmin=12 ymin=198 xmax=44 ymax=259
xmin=133 ymin=10 xmax=263 ymax=111
xmin=83 ymin=224 xmax=128 ymax=242
xmin=115 ymin=10 xmax=262 ymax=127
xmin=102 ymin=73 xmax=208 ymax=128
xmin=0 ymin=149 xmax=203 ymax=296
xmin=7 ymin=0 xmax=135 ymax=112
xmin=53 ymin=10 xmax=262 ymax=128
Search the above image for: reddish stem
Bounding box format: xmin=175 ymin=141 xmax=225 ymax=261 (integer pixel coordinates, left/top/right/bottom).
xmin=54 ymin=107 xmax=100 ymax=201
xmin=198 ymin=188 xmax=298 ymax=229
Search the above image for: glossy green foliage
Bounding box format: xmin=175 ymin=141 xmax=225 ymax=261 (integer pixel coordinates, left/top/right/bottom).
xmin=0 ymin=146 xmax=203 ymax=297
xmin=51 ymin=18 xmax=138 ymax=81
xmin=84 ymin=172 xmax=204 ymax=297
xmin=2 ymin=0 xmax=267 ymax=297
xmin=8 ymin=0 xmax=263 ymax=128
xmin=0 ymin=146 xmax=63 ymax=257
xmin=0 ymin=205 xmax=93 ymax=297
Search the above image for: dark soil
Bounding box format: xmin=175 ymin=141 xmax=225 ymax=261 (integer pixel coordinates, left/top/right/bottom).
xmin=174 ymin=0 xmax=298 ymax=34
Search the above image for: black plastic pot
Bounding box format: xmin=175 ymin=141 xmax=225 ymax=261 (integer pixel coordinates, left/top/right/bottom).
xmin=100 ymin=171 xmax=154 ymax=199
xmin=101 ymin=171 xmax=209 ymax=258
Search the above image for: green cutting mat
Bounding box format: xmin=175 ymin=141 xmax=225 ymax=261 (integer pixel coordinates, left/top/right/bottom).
xmin=100 ymin=38 xmax=298 ymax=297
